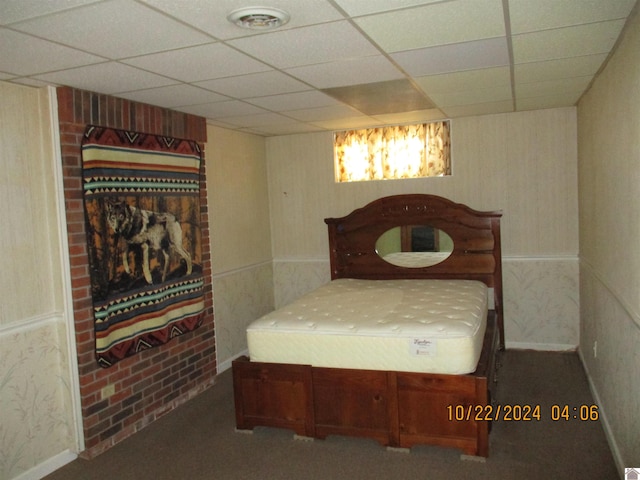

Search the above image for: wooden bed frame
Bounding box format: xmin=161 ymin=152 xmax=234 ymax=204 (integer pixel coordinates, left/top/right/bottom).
xmin=232 ymin=194 xmax=504 ymax=457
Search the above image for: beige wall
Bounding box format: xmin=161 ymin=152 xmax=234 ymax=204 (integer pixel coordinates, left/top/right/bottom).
xmin=577 ymin=7 xmax=640 ymax=469
xmin=208 ymin=126 xmax=272 ymax=274
xmin=266 ymin=108 xmax=579 ymax=348
xmin=0 ymin=84 xmax=61 ymax=323
xmin=0 ymin=83 xmax=78 ymax=479
xmin=206 ymin=125 xmax=274 ymax=371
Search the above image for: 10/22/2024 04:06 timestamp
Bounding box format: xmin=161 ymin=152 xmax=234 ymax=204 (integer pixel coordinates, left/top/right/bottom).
xmin=447 ymin=404 xmax=600 ymax=422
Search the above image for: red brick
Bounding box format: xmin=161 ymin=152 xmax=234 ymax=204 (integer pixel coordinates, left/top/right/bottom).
xmin=57 ymin=86 xmax=215 ymax=457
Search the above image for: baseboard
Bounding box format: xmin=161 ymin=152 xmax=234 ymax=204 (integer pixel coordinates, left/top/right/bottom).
xmin=505 ymin=341 xmax=577 ymax=352
xmin=13 ymin=450 xmax=77 ymax=480
xmin=577 ymin=349 xmax=624 ymax=477
xmin=217 ymin=349 xmax=249 ymax=373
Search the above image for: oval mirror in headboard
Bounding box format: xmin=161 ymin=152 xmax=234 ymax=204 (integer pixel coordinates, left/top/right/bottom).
xmin=375 ymin=225 xmax=453 ymax=268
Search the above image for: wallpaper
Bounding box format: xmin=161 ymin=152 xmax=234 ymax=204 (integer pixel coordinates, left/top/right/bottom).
xmin=577 ymin=9 xmax=640 ymax=468
xmin=213 ymin=262 xmax=274 ymax=371
xmin=0 ymin=319 xmax=75 ymax=479
xmin=273 ymin=259 xmax=332 ymax=309
xmin=580 ymin=267 xmax=640 ymax=465
xmin=0 ymin=83 xmax=78 ymax=479
xmin=503 ymin=258 xmax=579 ymax=349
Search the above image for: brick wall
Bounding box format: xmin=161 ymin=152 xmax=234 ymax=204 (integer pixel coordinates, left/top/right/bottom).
xmin=56 ymin=86 xmax=216 ymax=458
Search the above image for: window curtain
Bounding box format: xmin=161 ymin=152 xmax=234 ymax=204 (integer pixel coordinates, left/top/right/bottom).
xmin=334 ymin=121 xmax=451 ymax=182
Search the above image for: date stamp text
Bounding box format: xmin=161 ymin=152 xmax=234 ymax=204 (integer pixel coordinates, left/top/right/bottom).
xmin=447 ymin=404 xmax=599 ymax=422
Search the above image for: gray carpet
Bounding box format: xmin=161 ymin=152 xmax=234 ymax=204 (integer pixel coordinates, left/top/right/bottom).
xmin=45 ymin=350 xmax=618 ymax=479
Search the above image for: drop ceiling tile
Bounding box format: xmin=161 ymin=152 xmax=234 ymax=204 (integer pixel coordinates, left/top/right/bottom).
xmin=140 ymin=0 xmax=344 ymax=40
xmin=333 ymin=0 xmax=443 ymax=17
xmin=33 ymin=62 xmax=175 ymax=94
xmin=354 ymin=0 xmax=505 ymax=52
xmin=429 ymin=84 xmax=513 ymax=107
xmin=117 ymin=84 xmax=228 ymax=108
xmin=0 ymin=0 xmax=102 ymax=25
xmin=311 ymin=116 xmax=383 ymax=131
xmin=175 ymin=100 xmax=268 ymax=119
xmin=123 ymin=43 xmax=272 ymax=83
xmin=9 ymin=77 xmax=52 ymax=88
xmin=205 ymin=118 xmax=239 ymax=130
xmin=245 ymin=90 xmax=340 ymax=112
xmin=285 ymin=55 xmax=404 ymax=89
xmin=513 ymin=54 xmax=608 ymax=84
xmin=516 ymin=94 xmax=581 ymax=111
xmin=415 ymin=66 xmax=511 ymax=93
xmin=218 ymin=112 xmax=302 ymax=128
xmin=283 ymin=104 xmax=365 ymax=122
xmin=442 ymin=100 xmax=514 ymax=118
xmin=392 ymin=37 xmax=510 ymax=77
xmin=247 ymin=122 xmax=323 ymax=136
xmin=195 ymin=71 xmax=310 ymax=99
xmin=509 ymin=0 xmax=636 ymax=34
xmin=227 ymin=21 xmax=380 ymax=69
xmin=0 ymin=28 xmax=104 ymax=76
xmin=11 ymin=77 xmax=51 ymax=88
xmin=371 ymin=108 xmax=446 ymax=125
xmin=515 ymin=76 xmax=593 ymax=99
xmin=512 ymin=20 xmax=626 ymax=64
xmin=11 ymin=0 xmax=213 ymax=59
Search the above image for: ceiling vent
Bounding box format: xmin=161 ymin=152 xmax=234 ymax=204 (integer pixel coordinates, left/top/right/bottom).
xmin=227 ymin=7 xmax=290 ymax=30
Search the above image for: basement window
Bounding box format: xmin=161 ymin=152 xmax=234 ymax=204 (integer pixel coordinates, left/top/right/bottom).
xmin=334 ymin=121 xmax=451 ymax=182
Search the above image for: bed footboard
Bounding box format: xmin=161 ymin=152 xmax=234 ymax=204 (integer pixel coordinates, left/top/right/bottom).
xmin=233 ymin=313 xmax=498 ymax=457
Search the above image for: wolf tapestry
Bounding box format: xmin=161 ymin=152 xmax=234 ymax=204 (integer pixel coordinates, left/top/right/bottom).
xmin=82 ymin=126 xmax=205 ymax=367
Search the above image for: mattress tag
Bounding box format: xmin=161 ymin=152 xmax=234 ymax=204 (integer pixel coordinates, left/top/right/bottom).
xmin=410 ymin=338 xmax=436 ymax=356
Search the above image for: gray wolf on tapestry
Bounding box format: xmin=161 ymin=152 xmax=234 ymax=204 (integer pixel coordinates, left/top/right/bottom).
xmin=106 ymin=199 xmax=192 ymax=284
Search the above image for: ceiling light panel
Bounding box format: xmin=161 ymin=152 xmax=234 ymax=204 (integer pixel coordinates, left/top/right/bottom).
xmin=391 ymin=38 xmax=510 ymax=77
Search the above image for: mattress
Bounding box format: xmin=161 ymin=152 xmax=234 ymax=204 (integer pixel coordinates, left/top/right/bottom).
xmin=247 ymin=278 xmax=488 ymax=375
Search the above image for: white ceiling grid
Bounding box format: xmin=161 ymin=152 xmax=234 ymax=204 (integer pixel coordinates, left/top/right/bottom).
xmin=0 ymin=0 xmax=636 ymax=136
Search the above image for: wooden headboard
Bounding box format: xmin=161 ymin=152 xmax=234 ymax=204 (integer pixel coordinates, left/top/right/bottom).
xmin=324 ymin=194 xmax=504 ymax=348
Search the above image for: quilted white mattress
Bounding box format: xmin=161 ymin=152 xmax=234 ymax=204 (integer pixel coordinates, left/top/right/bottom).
xmin=247 ymin=278 xmax=488 ymax=375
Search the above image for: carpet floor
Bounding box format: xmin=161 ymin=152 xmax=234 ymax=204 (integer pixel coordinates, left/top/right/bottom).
xmin=45 ymin=350 xmax=619 ymax=480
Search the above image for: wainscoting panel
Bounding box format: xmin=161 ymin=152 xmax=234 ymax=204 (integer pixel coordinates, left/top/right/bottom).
xmin=273 ymin=259 xmax=331 ymax=309
xmin=213 ymin=262 xmax=274 ymax=372
xmin=503 ymin=257 xmax=579 ymax=350
xmin=580 ymin=263 xmax=640 ymax=468
xmin=0 ymin=317 xmax=76 ymax=480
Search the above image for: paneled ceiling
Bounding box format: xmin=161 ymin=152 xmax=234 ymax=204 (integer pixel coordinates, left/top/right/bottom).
xmin=1 ymin=0 xmax=637 ymax=136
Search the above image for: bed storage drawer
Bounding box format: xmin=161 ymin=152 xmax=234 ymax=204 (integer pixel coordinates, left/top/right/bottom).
xmin=396 ymin=372 xmax=487 ymax=455
xmin=232 ymin=358 xmax=315 ymax=437
xmin=312 ymin=368 xmax=396 ymax=445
